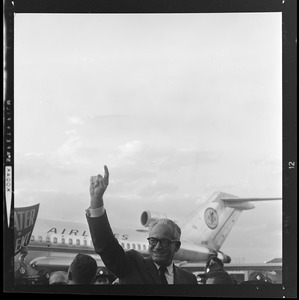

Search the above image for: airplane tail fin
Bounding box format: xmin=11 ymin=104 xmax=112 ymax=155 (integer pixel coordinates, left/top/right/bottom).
xmin=180 ymin=192 xmax=281 ymax=254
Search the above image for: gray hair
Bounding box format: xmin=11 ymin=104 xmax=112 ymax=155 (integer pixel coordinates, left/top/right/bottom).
xmin=149 ymin=218 xmax=181 ymax=240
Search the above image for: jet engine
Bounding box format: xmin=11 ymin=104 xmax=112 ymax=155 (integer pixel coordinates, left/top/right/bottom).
xmin=140 ymin=211 xmax=167 ymax=227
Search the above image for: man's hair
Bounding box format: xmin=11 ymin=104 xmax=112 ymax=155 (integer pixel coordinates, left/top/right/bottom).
xmin=49 ymin=271 xmax=68 ymax=285
xmin=68 ymin=253 xmax=97 ymax=284
xmin=149 ymin=218 xmax=181 ymax=240
xmin=205 ymin=270 xmax=234 ymax=284
xmin=206 ymin=256 xmax=224 ymax=268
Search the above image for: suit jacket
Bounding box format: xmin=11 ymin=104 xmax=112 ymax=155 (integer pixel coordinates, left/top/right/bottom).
xmin=86 ymin=211 xmax=198 ymax=284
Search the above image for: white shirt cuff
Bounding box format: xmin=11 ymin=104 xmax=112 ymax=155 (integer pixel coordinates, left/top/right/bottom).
xmin=85 ymin=206 xmax=105 ymax=217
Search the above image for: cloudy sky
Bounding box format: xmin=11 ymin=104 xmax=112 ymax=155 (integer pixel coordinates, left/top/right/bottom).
xmin=14 ymin=13 xmax=282 ymax=263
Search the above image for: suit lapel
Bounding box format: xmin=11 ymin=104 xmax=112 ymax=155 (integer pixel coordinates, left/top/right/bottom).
xmin=173 ymin=265 xmax=182 ymax=284
xmin=145 ymin=258 xmax=161 ymax=284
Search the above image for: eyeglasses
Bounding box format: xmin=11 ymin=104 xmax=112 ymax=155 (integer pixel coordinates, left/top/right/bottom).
xmin=147 ymin=237 xmax=178 ymax=247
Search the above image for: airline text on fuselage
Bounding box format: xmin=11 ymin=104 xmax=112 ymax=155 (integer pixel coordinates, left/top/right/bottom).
xmin=46 ymin=227 xmax=129 ymax=240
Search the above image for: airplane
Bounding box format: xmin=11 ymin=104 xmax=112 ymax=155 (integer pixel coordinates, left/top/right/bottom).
xmin=13 ymin=191 xmax=282 ymax=283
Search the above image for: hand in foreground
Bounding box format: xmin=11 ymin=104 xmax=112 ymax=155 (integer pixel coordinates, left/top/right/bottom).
xmin=89 ymin=165 xmax=109 ymax=209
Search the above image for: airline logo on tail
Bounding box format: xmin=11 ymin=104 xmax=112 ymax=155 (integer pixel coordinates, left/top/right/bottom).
xmin=204 ymin=208 xmax=219 ymax=229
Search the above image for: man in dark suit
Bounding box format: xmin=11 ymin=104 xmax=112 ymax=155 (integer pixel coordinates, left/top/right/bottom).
xmin=86 ymin=165 xmax=198 ymax=284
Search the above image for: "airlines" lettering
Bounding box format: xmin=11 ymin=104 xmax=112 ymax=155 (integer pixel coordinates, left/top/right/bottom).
xmin=47 ymin=228 xmax=88 ymax=236
xmin=46 ymin=228 xmax=129 ymax=240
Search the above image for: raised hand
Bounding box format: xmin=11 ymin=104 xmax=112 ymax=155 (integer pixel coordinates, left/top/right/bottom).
xmin=89 ymin=165 xmax=109 ymax=209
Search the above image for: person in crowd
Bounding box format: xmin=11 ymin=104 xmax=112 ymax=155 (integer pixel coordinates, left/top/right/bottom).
xmin=67 ymin=253 xmax=97 ymax=284
xmin=204 ymin=256 xmax=234 ymax=284
xmin=85 ymin=165 xmax=197 ymax=284
xmin=49 ymin=271 xmax=68 ymax=285
xmin=205 ymin=270 xmax=235 ymax=284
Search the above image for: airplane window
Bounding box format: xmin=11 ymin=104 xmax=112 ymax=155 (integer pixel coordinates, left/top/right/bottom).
xmin=53 ymin=237 xmax=58 ymax=243
xmin=121 ymin=243 xmax=125 ymax=249
xmin=143 ymin=245 xmax=147 ymax=251
xmin=61 ymin=238 xmax=65 ymax=244
xmin=76 ymin=239 xmax=80 ymax=246
xmin=69 ymin=238 xmax=73 ymax=245
xmin=137 ymin=244 xmax=141 ymax=250
xmin=127 ymin=243 xmax=130 ymax=249
xmin=38 ymin=236 xmax=42 ymax=242
xmin=30 ymin=235 xmax=35 ymax=242
xmin=132 ymin=244 xmax=136 ymax=249
xmin=46 ymin=236 xmax=51 ymax=243
xmin=84 ymin=240 xmax=87 ymax=246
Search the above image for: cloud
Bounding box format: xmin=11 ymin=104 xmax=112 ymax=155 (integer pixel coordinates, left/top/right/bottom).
xmin=158 ymin=148 xmax=218 ymax=171
xmin=14 ymin=189 xmax=88 ymax=222
xmin=103 ymin=141 xmax=218 ymax=205
xmin=110 ymin=140 xmax=217 ymax=172
xmin=251 ymin=157 xmax=282 ymax=175
xmin=15 ymin=152 xmax=75 ymax=182
xmin=115 ymin=140 xmax=143 ymax=161
xmin=65 ymin=129 xmax=77 ymax=135
xmin=67 ymin=116 xmax=84 ymax=125
xmin=137 ymin=180 xmax=178 ymax=198
xmin=56 ymin=135 xmax=102 ymax=166
xmin=109 ymin=165 xmax=155 ymax=186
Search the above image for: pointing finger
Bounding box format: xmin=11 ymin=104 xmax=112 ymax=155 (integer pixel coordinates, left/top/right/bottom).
xmin=103 ymin=165 xmax=109 ymax=185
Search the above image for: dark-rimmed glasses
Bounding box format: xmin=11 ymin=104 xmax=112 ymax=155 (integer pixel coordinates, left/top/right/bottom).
xmin=147 ymin=237 xmax=178 ymax=247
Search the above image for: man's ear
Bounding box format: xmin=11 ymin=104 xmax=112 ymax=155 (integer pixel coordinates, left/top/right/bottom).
xmin=175 ymin=241 xmax=181 ymax=252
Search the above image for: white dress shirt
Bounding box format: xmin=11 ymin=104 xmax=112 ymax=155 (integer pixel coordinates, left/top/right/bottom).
xmin=85 ymin=206 xmax=105 ymax=217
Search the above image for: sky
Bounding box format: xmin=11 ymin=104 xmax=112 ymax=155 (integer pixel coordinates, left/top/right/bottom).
xmin=14 ymin=13 xmax=282 ymax=263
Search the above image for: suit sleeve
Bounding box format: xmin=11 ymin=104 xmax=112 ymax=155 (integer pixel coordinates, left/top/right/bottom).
xmin=185 ymin=270 xmax=198 ymax=284
xmin=86 ymin=211 xmax=128 ymax=278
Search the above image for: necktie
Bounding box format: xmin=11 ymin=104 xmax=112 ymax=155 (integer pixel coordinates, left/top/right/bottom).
xmin=159 ymin=266 xmax=168 ymax=284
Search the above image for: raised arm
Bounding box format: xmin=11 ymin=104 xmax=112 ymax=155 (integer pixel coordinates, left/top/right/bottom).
xmin=86 ymin=165 xmax=130 ymax=278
